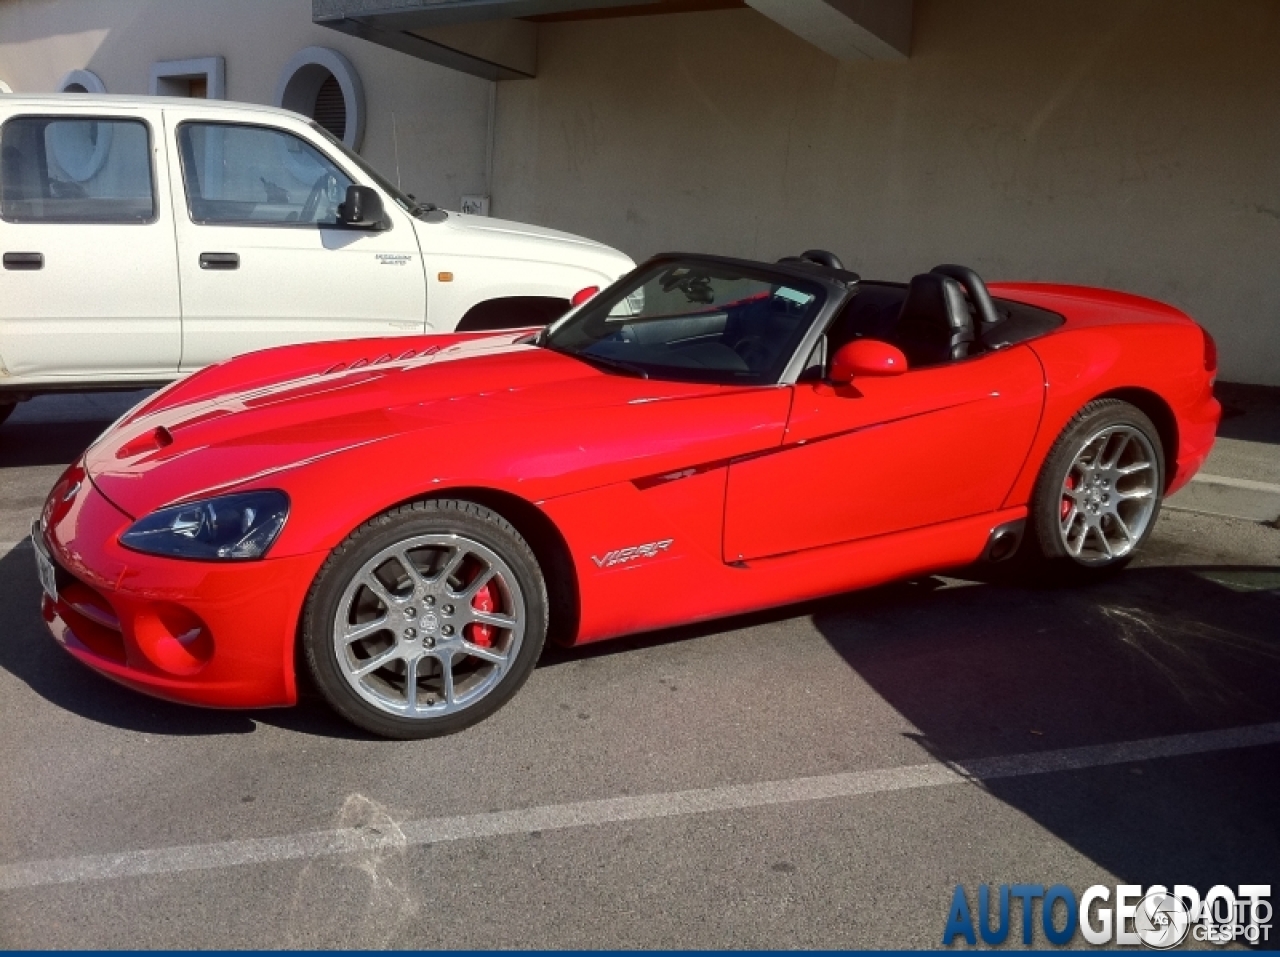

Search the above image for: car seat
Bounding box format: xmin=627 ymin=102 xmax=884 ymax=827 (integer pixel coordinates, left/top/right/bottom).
xmin=891 ymin=273 xmax=976 ymax=367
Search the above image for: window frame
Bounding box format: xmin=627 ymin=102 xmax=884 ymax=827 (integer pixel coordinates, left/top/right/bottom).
xmin=173 ymin=119 xmax=378 ymax=231
xmin=150 ymin=57 xmax=226 ymax=100
xmin=545 ymin=258 xmax=835 ymax=387
xmin=0 ymin=113 xmax=160 ymax=226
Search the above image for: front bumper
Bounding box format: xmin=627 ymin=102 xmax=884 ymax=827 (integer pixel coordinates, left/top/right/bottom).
xmin=36 ymin=464 xmax=326 ymax=709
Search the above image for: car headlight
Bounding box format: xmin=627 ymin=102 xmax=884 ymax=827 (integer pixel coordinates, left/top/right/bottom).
xmin=120 ymin=491 xmax=289 ymax=561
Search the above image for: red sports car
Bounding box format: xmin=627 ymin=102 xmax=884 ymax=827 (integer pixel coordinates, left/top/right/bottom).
xmin=34 ymin=251 xmax=1220 ymax=738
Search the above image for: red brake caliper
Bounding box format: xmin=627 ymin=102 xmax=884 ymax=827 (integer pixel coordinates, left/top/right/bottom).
xmin=468 ymin=580 xmax=496 ymax=648
xmin=1061 ymin=474 xmax=1075 ymax=519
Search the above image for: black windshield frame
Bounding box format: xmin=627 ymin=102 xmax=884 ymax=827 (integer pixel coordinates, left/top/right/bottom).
xmin=543 ymin=254 xmax=856 ymax=386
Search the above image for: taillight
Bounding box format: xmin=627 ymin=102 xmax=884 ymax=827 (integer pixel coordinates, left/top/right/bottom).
xmin=1202 ymin=327 xmax=1218 ymax=375
xmin=571 ymin=285 xmax=600 ymax=307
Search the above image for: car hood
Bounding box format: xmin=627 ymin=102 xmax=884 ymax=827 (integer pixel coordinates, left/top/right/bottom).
xmin=445 ymin=212 xmax=601 ymax=247
xmin=84 ymin=337 xmax=723 ymax=520
xmin=414 ymin=211 xmax=634 ymax=279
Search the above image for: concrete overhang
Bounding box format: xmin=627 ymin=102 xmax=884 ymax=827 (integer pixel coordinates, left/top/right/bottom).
xmin=313 ymin=0 xmax=912 ymax=79
xmin=745 ymin=0 xmax=911 ymax=61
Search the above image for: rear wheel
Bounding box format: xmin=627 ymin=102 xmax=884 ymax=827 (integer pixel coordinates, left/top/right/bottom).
xmin=302 ymin=499 xmax=548 ymax=739
xmin=1026 ymin=399 xmax=1164 ymax=574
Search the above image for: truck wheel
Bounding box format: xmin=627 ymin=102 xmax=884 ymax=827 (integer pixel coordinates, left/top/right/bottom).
xmin=301 ymin=498 xmax=548 ymax=739
xmin=1026 ymin=399 xmax=1165 ymax=575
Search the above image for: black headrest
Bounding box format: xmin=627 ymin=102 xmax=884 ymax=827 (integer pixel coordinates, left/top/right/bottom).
xmin=901 ymin=273 xmax=974 ymax=337
xmin=776 ymin=249 xmax=845 ymax=271
xmin=930 ymin=263 xmax=999 ymax=326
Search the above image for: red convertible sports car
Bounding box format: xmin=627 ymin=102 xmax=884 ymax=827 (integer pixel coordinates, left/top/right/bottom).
xmin=35 ymin=251 xmax=1220 ymax=738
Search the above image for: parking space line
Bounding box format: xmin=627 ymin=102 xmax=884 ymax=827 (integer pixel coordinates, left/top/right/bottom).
xmin=2 ymin=722 xmax=1277 ymax=892
xmin=1192 ymin=473 xmax=1280 ymax=494
xmin=1164 ymin=504 xmax=1277 ymax=522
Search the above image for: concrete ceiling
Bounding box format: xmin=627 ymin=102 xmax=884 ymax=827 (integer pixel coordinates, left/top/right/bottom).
xmin=313 ymin=0 xmax=912 ymax=80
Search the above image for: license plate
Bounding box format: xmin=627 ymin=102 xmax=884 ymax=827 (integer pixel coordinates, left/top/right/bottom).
xmin=32 ymin=526 xmax=57 ymax=603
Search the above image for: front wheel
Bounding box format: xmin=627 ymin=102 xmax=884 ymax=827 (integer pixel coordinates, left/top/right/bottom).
xmin=1026 ymin=399 xmax=1165 ymax=574
xmin=301 ymin=499 xmax=548 ymax=739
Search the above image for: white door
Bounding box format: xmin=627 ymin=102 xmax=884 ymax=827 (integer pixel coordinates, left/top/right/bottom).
xmin=164 ymin=113 xmax=427 ymax=370
xmin=0 ymin=108 xmax=180 ymax=378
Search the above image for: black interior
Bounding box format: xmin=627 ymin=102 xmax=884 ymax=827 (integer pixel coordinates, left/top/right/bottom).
xmin=824 ymin=268 xmax=1066 ymax=371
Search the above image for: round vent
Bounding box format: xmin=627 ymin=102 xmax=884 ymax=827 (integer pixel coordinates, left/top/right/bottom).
xmin=312 ymin=73 xmax=347 ymax=140
xmin=274 ymin=47 xmax=364 ymax=151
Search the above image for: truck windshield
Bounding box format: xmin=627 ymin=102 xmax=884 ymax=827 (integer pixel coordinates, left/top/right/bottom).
xmin=309 ymin=121 xmax=428 ymax=216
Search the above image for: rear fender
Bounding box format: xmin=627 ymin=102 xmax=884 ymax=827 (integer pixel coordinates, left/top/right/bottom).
xmin=1004 ymin=322 xmax=1215 ymax=507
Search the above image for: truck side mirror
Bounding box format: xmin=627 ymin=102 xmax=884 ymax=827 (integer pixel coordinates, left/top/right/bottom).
xmin=830 ymin=339 xmax=908 ymax=385
xmin=338 ymin=185 xmax=387 ymax=229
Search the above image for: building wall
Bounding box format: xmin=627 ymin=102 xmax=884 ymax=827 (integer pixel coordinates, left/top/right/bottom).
xmin=493 ymin=1 xmax=1280 ymax=386
xmin=0 ymin=0 xmax=494 ymax=210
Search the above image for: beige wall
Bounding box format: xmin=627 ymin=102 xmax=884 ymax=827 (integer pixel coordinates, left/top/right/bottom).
xmin=0 ymin=0 xmax=494 ymax=209
xmin=493 ymin=1 xmax=1280 ymax=386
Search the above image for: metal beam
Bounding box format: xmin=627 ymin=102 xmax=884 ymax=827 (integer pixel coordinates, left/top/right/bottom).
xmin=745 ymin=0 xmax=911 ymax=61
xmin=313 ymin=0 xmax=662 ymax=78
xmin=316 ymin=15 xmax=531 ymax=79
xmin=313 ymin=0 xmax=653 ymax=29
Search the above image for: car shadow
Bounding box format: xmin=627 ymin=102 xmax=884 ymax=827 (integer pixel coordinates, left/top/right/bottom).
xmin=0 ymin=390 xmax=154 ymax=468
xmin=5 ymin=523 xmax=1280 ymax=889
xmin=814 ymin=561 xmax=1280 ymax=908
xmin=542 ymin=559 xmax=1280 ymax=899
xmin=0 ymin=418 xmax=110 ymax=469
xmin=1215 ymin=381 xmax=1280 ymax=446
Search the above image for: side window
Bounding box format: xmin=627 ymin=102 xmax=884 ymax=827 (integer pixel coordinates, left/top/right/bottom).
xmin=177 ymin=122 xmax=353 ymax=226
xmin=0 ymin=116 xmax=155 ymax=223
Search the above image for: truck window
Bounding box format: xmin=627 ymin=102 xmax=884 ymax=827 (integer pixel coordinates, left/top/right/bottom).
xmin=177 ymin=122 xmax=354 ymax=227
xmin=0 ymin=116 xmax=155 ymax=223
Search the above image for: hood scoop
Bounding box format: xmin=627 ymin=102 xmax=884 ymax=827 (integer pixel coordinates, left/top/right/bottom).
xmin=116 ymin=425 xmax=174 ymax=460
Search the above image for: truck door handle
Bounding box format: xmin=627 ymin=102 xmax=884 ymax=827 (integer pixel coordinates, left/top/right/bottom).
xmin=199 ymin=252 xmax=239 ymax=270
xmin=3 ymin=252 xmax=43 ymax=270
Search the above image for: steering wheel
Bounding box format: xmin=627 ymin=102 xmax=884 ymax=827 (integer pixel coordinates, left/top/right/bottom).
xmin=300 ymin=173 xmax=336 ymax=223
xmin=733 ymin=336 xmax=772 ymax=371
xmin=660 ymin=269 xmax=715 ymax=304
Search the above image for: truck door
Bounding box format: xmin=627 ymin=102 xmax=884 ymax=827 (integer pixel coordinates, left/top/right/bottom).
xmin=0 ymin=107 xmax=180 ymax=377
xmin=164 ymin=112 xmax=427 ymax=371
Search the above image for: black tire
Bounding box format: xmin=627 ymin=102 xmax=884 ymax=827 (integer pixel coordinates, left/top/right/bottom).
xmin=301 ymin=499 xmax=548 ymax=739
xmin=1025 ymin=398 xmax=1165 ymax=576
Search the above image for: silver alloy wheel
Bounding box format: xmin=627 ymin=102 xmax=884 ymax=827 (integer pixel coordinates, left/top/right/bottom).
xmin=332 ymin=533 xmax=525 ymax=719
xmin=1057 ymin=424 xmax=1159 ymax=566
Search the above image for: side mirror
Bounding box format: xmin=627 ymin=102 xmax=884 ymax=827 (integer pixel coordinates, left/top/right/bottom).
xmin=337 ymin=184 xmax=386 ymax=229
xmin=830 ymin=339 xmax=908 ymax=384
xmin=571 ymin=285 xmax=600 ymax=306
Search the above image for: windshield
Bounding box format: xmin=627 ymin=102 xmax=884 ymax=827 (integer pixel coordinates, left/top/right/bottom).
xmin=543 ymin=261 xmax=826 ymax=385
xmin=309 ymin=121 xmax=425 ymax=216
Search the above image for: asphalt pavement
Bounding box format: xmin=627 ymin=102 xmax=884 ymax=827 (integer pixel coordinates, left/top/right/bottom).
xmin=0 ymin=385 xmax=1277 ymax=949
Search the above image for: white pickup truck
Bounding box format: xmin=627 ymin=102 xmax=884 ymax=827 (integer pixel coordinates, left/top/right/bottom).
xmin=0 ymin=94 xmax=634 ymax=424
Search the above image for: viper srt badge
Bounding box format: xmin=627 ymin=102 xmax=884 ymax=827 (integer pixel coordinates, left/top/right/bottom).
xmin=591 ymin=539 xmax=674 ymax=569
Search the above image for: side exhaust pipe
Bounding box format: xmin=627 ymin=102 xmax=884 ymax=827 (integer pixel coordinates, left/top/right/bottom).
xmin=982 ymin=519 xmax=1025 ymax=563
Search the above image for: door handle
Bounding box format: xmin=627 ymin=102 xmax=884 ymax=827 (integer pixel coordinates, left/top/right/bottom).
xmin=3 ymin=252 xmax=43 ymax=270
xmin=199 ymin=252 xmax=239 ymax=270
